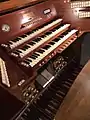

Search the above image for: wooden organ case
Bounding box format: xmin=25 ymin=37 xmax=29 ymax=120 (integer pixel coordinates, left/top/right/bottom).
xmin=0 ymin=0 xmax=86 ymax=120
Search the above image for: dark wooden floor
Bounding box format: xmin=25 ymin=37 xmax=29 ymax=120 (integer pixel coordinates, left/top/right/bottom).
xmin=55 ymin=60 xmax=90 ymax=120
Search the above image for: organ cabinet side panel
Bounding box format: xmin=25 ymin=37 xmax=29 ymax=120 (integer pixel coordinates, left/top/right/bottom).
xmin=0 ymin=86 xmax=25 ymax=120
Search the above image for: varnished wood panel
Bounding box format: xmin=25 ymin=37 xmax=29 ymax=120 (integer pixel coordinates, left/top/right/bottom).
xmin=0 ymin=0 xmax=90 ymax=31
xmin=0 ymin=0 xmax=48 ymax=13
xmin=55 ymin=60 xmax=90 ymax=120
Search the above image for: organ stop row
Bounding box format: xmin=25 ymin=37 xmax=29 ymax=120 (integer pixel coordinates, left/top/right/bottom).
xmin=0 ymin=0 xmax=83 ymax=120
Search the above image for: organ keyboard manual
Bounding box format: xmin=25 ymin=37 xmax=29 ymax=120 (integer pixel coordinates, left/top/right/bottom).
xmin=0 ymin=0 xmax=84 ymax=120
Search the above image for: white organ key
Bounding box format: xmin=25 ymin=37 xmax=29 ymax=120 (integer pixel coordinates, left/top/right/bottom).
xmin=0 ymin=58 xmax=10 ymax=87
xmin=9 ymin=18 xmax=62 ymax=49
xmin=26 ymin=29 xmax=78 ymax=67
xmin=18 ymin=24 xmax=70 ymax=58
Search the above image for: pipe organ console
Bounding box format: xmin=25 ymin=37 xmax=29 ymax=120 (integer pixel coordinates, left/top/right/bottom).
xmin=0 ymin=0 xmax=85 ymax=120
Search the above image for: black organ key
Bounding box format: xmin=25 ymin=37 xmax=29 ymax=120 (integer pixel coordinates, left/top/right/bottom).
xmin=55 ymin=25 xmax=61 ymax=29
xmin=16 ymin=37 xmax=21 ymax=41
xmin=58 ymin=24 xmax=65 ymax=28
xmin=32 ymin=54 xmax=38 ymax=58
xmin=52 ymin=24 xmax=63 ymax=30
xmin=26 ymin=29 xmax=36 ymax=35
xmin=32 ymin=54 xmax=38 ymax=59
xmin=12 ymin=37 xmax=21 ymax=42
xmin=34 ymin=52 xmax=40 ymax=56
xmin=8 ymin=41 xmax=13 ymax=45
xmin=26 ymin=31 xmax=32 ymax=35
xmin=33 ymin=29 xmax=37 ymax=33
xmin=25 ymin=45 xmax=30 ymax=49
xmin=21 ymin=45 xmax=29 ymax=50
xmin=13 ymin=51 xmax=19 ymax=55
xmin=16 ymin=49 xmax=22 ymax=53
xmin=45 ymin=31 xmax=52 ymax=35
xmin=26 ymin=44 xmax=31 ymax=47
xmin=37 ymin=37 xmax=42 ymax=41
xmin=49 ymin=41 xmax=55 ymax=45
xmin=25 ymin=58 xmax=32 ymax=62
xmin=51 ymin=25 xmax=62 ymax=31
xmin=30 ymin=55 xmax=36 ymax=60
xmin=32 ymin=41 xmax=36 ymax=44
xmin=32 ymin=41 xmax=37 ymax=44
xmin=53 ymin=38 xmax=60 ymax=42
xmin=25 ymin=44 xmax=31 ymax=49
xmin=33 ymin=37 xmax=42 ymax=42
xmin=28 ymin=41 xmax=36 ymax=46
xmin=20 ymin=46 xmax=25 ymax=51
xmin=20 ymin=34 xmax=27 ymax=38
xmin=24 ymin=60 xmax=30 ymax=64
xmin=33 ymin=53 xmax=39 ymax=57
xmin=43 ymin=45 xmax=51 ymax=50
xmin=68 ymin=29 xmax=72 ymax=32
xmin=37 ymin=49 xmax=45 ymax=54
xmin=33 ymin=39 xmax=39 ymax=43
xmin=40 ymin=35 xmax=47 ymax=38
xmin=58 ymin=35 xmax=64 ymax=38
